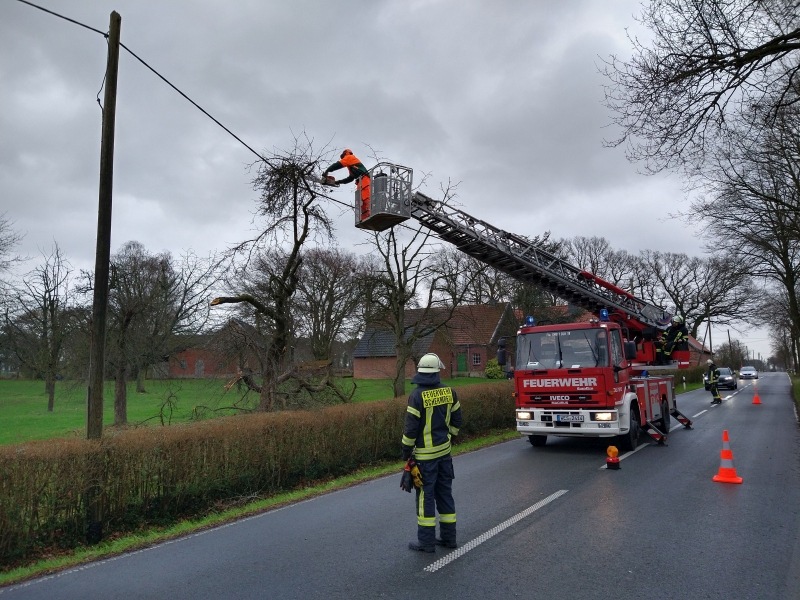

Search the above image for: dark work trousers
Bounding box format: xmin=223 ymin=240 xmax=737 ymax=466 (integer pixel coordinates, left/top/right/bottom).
xmin=709 ymin=383 xmax=721 ymax=403
xmin=414 ymin=456 xmax=456 ymax=546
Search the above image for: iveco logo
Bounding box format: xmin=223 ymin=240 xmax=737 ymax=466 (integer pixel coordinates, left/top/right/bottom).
xmin=550 ymin=395 xmax=570 ymax=401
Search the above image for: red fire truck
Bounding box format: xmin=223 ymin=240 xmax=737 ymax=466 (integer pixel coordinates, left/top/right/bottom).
xmin=346 ymin=162 xmax=693 ymax=450
xmin=501 ymin=314 xmax=691 ymax=450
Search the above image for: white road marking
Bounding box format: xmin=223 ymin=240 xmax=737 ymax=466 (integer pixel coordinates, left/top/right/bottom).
xmin=423 ymin=489 xmax=568 ymax=573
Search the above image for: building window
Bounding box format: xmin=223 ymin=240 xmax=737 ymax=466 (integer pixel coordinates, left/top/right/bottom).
xmin=472 ymin=353 xmax=481 ymax=366
xmin=180 ymin=360 xmax=187 ymax=370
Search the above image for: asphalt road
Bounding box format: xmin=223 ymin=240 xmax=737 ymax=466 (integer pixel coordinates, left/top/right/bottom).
xmin=2 ymin=372 xmax=798 ymax=600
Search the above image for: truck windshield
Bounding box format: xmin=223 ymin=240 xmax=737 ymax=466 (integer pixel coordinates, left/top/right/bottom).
xmin=516 ymin=329 xmax=609 ymax=369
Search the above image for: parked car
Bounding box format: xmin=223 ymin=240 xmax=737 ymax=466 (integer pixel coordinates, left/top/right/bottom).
xmin=704 ymin=366 xmax=737 ymax=390
xmin=739 ymin=366 xmax=759 ymax=380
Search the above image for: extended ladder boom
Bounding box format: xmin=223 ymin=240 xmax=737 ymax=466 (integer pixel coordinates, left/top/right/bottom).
xmin=354 ymin=161 xmax=671 ymax=334
xmin=409 ymin=193 xmax=669 ymax=332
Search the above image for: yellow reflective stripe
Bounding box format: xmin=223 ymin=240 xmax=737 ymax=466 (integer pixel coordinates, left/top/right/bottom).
xmin=417 ymin=490 xmax=425 ymax=519
xmin=452 ymin=401 xmax=460 ymax=411
xmin=449 ymin=426 xmax=460 ymax=436
xmin=439 ymin=513 xmax=456 ymax=524
xmin=402 ymin=436 xmax=415 ymax=446
xmin=407 ymin=406 xmax=420 ymax=418
xmin=418 ymin=516 xmax=436 ymax=527
xmin=414 ymin=442 xmax=451 ymax=460
xmin=424 ymin=406 xmax=433 ymax=448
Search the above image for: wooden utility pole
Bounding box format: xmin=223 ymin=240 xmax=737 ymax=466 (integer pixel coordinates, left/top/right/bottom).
xmin=87 ymin=11 xmax=121 ymax=441
xmin=86 ymin=11 xmax=121 ymax=546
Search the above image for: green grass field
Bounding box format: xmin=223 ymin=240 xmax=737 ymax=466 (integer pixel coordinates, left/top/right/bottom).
xmin=0 ymin=376 xmax=494 ymax=445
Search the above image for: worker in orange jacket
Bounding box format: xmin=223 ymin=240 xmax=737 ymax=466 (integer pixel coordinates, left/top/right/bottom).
xmin=323 ymin=149 xmax=371 ymax=221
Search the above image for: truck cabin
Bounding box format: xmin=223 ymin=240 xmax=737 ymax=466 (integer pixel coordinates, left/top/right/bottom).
xmin=514 ymin=323 xmax=620 ymax=371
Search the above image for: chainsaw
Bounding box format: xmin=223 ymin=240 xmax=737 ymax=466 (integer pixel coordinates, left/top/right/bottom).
xmin=320 ymin=174 xmax=339 ymax=187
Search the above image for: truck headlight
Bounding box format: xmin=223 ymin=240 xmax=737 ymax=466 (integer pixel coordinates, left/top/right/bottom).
xmin=517 ymin=411 xmax=532 ymax=420
xmin=592 ymin=412 xmax=614 ymax=421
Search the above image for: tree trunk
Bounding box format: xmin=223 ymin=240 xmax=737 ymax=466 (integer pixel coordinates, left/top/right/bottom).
xmin=393 ymin=353 xmax=407 ymax=398
xmin=45 ymin=376 xmax=56 ymax=412
xmin=257 ymin=377 xmax=275 ymax=411
xmin=135 ymin=367 xmax=146 ymax=393
xmin=114 ymin=363 xmax=128 ymax=426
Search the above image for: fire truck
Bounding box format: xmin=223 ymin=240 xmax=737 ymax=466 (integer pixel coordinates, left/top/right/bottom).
xmin=346 ymin=162 xmax=693 ymax=451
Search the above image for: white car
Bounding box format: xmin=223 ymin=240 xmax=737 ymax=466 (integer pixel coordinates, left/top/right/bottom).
xmin=739 ymin=366 xmax=758 ymax=380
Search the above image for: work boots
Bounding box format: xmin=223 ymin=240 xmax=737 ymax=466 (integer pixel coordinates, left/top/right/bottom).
xmin=409 ymin=524 xmax=437 ymax=553
xmin=408 ymin=541 xmax=435 ymax=553
xmin=437 ymin=522 xmax=457 ymax=548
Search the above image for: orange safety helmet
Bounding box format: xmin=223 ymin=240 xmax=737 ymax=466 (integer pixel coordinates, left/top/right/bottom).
xmin=340 ymin=148 xmax=353 ymax=159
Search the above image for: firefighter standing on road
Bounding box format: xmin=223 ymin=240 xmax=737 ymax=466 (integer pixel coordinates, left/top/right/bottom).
xmin=323 ymin=149 xmax=371 ymax=221
xmin=402 ymin=353 xmax=462 ymax=553
xmin=707 ymin=359 xmax=722 ymax=405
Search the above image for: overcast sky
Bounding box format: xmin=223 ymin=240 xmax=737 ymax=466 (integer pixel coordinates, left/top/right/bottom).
xmin=0 ymin=0 xmax=771 ymax=361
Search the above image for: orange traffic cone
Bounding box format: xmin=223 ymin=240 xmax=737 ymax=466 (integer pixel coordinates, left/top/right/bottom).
xmin=752 ymin=386 xmax=762 ymax=405
xmin=712 ymin=430 xmax=743 ymax=484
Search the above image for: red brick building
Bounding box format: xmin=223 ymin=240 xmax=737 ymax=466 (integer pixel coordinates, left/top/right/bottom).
xmin=352 ymin=304 xmax=519 ymax=379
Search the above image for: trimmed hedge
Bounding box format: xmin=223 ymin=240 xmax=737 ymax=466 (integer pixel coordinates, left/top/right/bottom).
xmin=0 ymin=382 xmax=514 ymax=565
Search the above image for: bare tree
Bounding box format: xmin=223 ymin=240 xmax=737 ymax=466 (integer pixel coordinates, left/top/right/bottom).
xmin=428 ymin=248 xmax=514 ymax=306
xmin=602 ymin=0 xmax=800 ymax=172
xmin=689 ymin=105 xmax=800 ymax=364
xmin=636 ymin=250 xmax=755 ymax=341
xmin=364 ymin=213 xmax=485 ymax=397
xmin=364 ymin=224 xmax=433 ymax=397
xmin=3 ymin=244 xmax=79 ymax=410
xmin=210 ymin=139 xmax=351 ymax=410
xmin=294 ymin=247 xmax=364 ymax=361
xmin=105 ymin=241 xmax=218 ymax=425
xmin=561 ymin=235 xmax=638 ymax=288
xmin=761 ymin=288 xmax=798 ymax=369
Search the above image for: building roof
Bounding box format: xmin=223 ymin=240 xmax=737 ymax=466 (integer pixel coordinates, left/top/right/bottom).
xmin=444 ymin=304 xmax=513 ymax=346
xmin=353 ymin=304 xmax=512 ymax=359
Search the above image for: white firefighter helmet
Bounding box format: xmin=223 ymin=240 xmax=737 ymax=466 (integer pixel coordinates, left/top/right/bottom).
xmin=707 ymin=359 xmax=714 ymax=365
xmin=417 ymin=353 xmax=445 ymax=373
xmin=672 ymin=315 xmax=684 ymax=324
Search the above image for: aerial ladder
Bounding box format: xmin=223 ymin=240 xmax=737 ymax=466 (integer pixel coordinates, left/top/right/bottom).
xmin=353 ymin=162 xmax=688 ymax=360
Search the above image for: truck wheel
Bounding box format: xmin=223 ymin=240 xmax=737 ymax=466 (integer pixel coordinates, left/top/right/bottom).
xmin=618 ymin=407 xmax=640 ymax=452
xmin=660 ymin=400 xmax=671 ymax=434
xmin=528 ymin=435 xmax=547 ymax=447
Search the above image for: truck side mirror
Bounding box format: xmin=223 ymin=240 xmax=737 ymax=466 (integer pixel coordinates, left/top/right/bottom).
xmin=623 ymin=341 xmax=637 ymax=360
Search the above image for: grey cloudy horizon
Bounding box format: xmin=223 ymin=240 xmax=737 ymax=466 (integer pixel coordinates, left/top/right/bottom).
xmin=0 ymin=0 xmax=771 ymax=360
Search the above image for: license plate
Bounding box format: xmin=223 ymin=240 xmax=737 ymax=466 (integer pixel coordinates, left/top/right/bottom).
xmin=556 ymin=414 xmax=584 ymax=422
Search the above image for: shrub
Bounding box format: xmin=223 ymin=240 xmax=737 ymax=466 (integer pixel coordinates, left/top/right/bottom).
xmin=0 ymin=381 xmax=514 ymax=566
xmin=484 ymin=358 xmax=504 ymax=379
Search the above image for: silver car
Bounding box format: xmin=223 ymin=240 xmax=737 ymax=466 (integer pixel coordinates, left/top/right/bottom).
xmin=739 ymin=366 xmax=758 ymax=380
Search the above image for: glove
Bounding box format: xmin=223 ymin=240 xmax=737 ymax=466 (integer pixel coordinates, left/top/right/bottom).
xmin=400 ymin=468 xmax=414 ymax=493
xmin=402 ymin=445 xmax=413 ymax=461
xmin=400 ymin=458 xmax=423 ymax=492
xmin=409 ymin=460 xmax=423 ymax=489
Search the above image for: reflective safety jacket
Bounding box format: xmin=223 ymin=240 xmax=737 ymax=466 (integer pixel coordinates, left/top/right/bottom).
xmin=402 ymin=377 xmax=462 ymax=461
xmin=707 ymin=364 xmax=720 ymax=385
xmin=324 ymin=154 xmax=369 ymax=184
xmin=662 ymin=323 xmax=688 ymax=354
